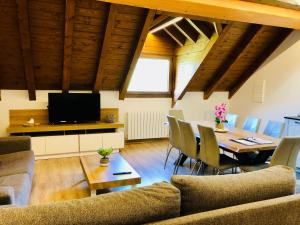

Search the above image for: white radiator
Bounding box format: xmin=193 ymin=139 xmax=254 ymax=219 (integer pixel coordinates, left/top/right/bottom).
xmin=127 ymin=112 xmax=168 ymax=140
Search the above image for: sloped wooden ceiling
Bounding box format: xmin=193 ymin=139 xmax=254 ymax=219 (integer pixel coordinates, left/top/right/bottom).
xmin=0 ymin=0 xmax=295 ymax=101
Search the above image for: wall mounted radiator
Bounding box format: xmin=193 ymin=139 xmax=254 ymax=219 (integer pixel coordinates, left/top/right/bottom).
xmin=127 ymin=112 xmax=169 ymax=140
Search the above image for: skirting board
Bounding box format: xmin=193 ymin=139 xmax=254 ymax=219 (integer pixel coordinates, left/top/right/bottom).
xmin=35 ymin=149 xmax=120 ymax=160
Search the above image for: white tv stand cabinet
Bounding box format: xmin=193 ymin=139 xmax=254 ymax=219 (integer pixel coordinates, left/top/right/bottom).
xmin=7 ymin=109 xmax=124 ymax=159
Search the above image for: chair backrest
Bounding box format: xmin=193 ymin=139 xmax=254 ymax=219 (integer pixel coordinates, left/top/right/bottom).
xmin=197 ymin=125 xmax=220 ymax=167
xmin=243 ymin=116 xmax=261 ymax=133
xmin=177 ymin=120 xmax=198 ymax=159
xmin=169 ymin=109 xmax=185 ymax=121
xmin=226 ymin=113 xmax=239 ymax=128
xmin=167 ymin=116 xmax=182 ymax=150
xmin=263 ymin=120 xmax=285 ymax=138
xmin=270 ymin=137 xmax=300 ymax=169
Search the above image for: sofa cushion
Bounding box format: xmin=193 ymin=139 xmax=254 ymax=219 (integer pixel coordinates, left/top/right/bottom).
xmin=171 ymin=165 xmax=296 ymax=215
xmin=0 ymin=151 xmax=34 ymax=178
xmin=0 ymin=182 xmax=180 ymax=225
xmin=0 ymin=174 xmax=31 ymax=206
xmin=0 ymin=136 xmax=31 ymax=155
xmin=0 ymin=186 xmax=15 ymax=205
xmin=148 ymin=194 xmax=300 ymax=225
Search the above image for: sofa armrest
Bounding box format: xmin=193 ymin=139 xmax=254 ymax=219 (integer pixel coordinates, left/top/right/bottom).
xmin=0 ymin=136 xmax=31 ymax=155
xmin=0 ymin=186 xmax=15 ymax=205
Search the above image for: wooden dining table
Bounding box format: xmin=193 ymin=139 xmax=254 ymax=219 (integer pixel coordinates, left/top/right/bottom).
xmin=190 ymin=121 xmax=280 ymax=153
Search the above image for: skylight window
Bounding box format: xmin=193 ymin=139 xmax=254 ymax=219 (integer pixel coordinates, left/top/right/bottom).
xmin=127 ymin=58 xmax=170 ymax=93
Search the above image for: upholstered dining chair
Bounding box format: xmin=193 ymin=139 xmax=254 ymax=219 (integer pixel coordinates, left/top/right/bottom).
xmin=197 ymin=125 xmax=238 ymax=175
xmin=169 ymin=109 xmax=185 ymax=121
xmin=240 ymin=137 xmax=300 ymax=172
xmin=226 ymin=113 xmax=239 ymax=128
xmin=164 ymin=116 xmax=182 ymax=169
xmin=263 ymin=120 xmax=285 ymax=138
xmin=243 ymin=116 xmax=261 ymax=133
xmin=175 ymin=120 xmax=200 ymax=175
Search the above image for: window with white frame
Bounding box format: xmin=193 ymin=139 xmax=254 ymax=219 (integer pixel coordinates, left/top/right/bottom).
xmin=127 ymin=58 xmax=170 ymax=93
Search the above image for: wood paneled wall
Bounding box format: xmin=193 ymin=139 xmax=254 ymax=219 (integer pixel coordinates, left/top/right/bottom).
xmin=173 ymin=34 xmax=218 ymax=100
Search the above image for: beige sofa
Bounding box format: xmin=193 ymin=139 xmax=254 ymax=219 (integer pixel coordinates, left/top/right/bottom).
xmin=0 ymin=137 xmax=35 ymax=206
xmin=0 ymin=165 xmax=299 ymax=225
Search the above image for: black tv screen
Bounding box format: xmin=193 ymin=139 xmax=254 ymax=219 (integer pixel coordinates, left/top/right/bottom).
xmin=48 ymin=93 xmax=100 ymax=124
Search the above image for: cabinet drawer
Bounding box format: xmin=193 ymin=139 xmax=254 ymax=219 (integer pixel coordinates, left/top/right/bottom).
xmin=79 ymin=134 xmax=102 ymax=152
xmin=102 ymin=132 xmax=124 ymax=149
xmin=31 ymin=137 xmax=46 ymax=156
xmin=45 ymin=135 xmax=79 ymax=154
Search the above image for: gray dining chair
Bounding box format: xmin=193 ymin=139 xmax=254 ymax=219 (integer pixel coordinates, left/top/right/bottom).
xmin=240 ymin=137 xmax=300 ymax=172
xmin=169 ymin=109 xmax=185 ymax=121
xmin=263 ymin=120 xmax=285 ymax=138
xmin=175 ymin=120 xmax=200 ymax=175
xmin=226 ymin=113 xmax=239 ymax=128
xmin=243 ymin=116 xmax=261 ymax=133
xmin=197 ymin=125 xmax=238 ymax=175
xmin=164 ymin=116 xmax=182 ymax=169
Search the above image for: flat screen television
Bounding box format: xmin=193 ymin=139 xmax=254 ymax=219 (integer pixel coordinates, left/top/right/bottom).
xmin=48 ymin=93 xmax=100 ymax=124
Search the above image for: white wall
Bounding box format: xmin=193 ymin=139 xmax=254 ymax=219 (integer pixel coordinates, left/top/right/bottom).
xmin=230 ymin=30 xmax=300 ymax=132
xmin=0 ymin=90 xmax=229 ymax=137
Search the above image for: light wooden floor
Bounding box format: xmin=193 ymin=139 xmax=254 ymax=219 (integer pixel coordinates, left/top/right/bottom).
xmin=30 ymin=139 xmax=300 ymax=205
xmin=30 ymin=140 xmax=190 ymax=205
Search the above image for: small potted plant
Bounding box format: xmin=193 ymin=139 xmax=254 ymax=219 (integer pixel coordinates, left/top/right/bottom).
xmin=97 ymin=147 xmax=113 ymax=166
xmin=215 ymin=103 xmax=228 ymax=130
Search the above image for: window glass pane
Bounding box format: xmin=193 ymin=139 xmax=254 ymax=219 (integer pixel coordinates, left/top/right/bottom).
xmin=128 ymin=58 xmax=170 ymax=92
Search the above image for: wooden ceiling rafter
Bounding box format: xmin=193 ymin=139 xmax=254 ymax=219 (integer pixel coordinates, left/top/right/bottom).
xmin=163 ymin=26 xmax=186 ymax=47
xmin=214 ymin=22 xmax=223 ymax=35
xmin=203 ymin=24 xmax=263 ymax=99
xmin=16 ymin=0 xmax=36 ymax=101
xmin=173 ymin=19 xmax=199 ymax=43
xmin=150 ymin=14 xmax=170 ymax=29
xmin=186 ymin=19 xmax=214 ymax=39
xmin=93 ymin=4 xmax=118 ymax=93
xmin=119 ymin=9 xmax=156 ymax=100
xmin=62 ymin=0 xmax=75 ymax=93
xmin=229 ymin=28 xmax=292 ymax=98
xmin=98 ymin=0 xmax=300 ymax=30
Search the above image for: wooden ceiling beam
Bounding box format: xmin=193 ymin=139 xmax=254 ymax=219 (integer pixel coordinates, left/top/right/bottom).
xmin=186 ymin=19 xmax=213 ymax=39
xmin=229 ymin=28 xmax=292 ymax=98
xmin=93 ymin=4 xmax=118 ymax=93
xmin=119 ymin=10 xmax=156 ymax=100
xmin=98 ymin=0 xmax=300 ymax=30
xmin=214 ymin=22 xmax=223 ymax=35
xmin=163 ymin=26 xmax=186 ymax=47
xmin=62 ymin=0 xmax=75 ymax=93
xmin=150 ymin=15 xmax=170 ymax=29
xmin=174 ymin=19 xmax=199 ymax=43
xmin=203 ymin=24 xmax=262 ymax=100
xmin=16 ymin=0 xmax=36 ymax=101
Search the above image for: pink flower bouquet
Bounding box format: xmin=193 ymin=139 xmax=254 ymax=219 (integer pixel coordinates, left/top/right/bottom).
xmin=215 ymin=103 xmax=228 ymax=124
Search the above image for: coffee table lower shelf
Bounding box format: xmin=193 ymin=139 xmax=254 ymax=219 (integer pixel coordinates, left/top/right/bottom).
xmin=80 ymin=153 xmax=141 ymax=196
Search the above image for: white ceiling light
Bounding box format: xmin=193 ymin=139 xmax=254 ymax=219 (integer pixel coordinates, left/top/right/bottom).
xmin=149 ymin=17 xmax=183 ymax=34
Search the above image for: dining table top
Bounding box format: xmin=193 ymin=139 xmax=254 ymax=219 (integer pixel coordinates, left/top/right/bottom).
xmin=189 ymin=121 xmax=280 ymax=153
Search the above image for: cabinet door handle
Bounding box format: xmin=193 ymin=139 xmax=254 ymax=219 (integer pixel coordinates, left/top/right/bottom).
xmin=294 ymin=121 xmax=300 ymax=125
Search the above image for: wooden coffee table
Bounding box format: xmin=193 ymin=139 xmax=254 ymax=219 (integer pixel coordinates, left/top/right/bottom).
xmin=80 ymin=153 xmax=141 ymax=196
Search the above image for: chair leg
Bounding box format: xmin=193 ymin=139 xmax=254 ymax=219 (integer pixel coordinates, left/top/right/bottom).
xmin=164 ymin=146 xmax=173 ymax=169
xmin=196 ymin=161 xmax=203 ymax=175
xmin=189 ymin=158 xmax=192 ymax=169
xmin=191 ymin=160 xmax=199 ymax=175
xmin=173 ymin=153 xmax=182 ymax=175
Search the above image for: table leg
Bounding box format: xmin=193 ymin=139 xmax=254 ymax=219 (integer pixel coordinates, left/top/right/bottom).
xmin=131 ymin=184 xmax=137 ymax=189
xmin=90 ymin=189 xmax=97 ymax=197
